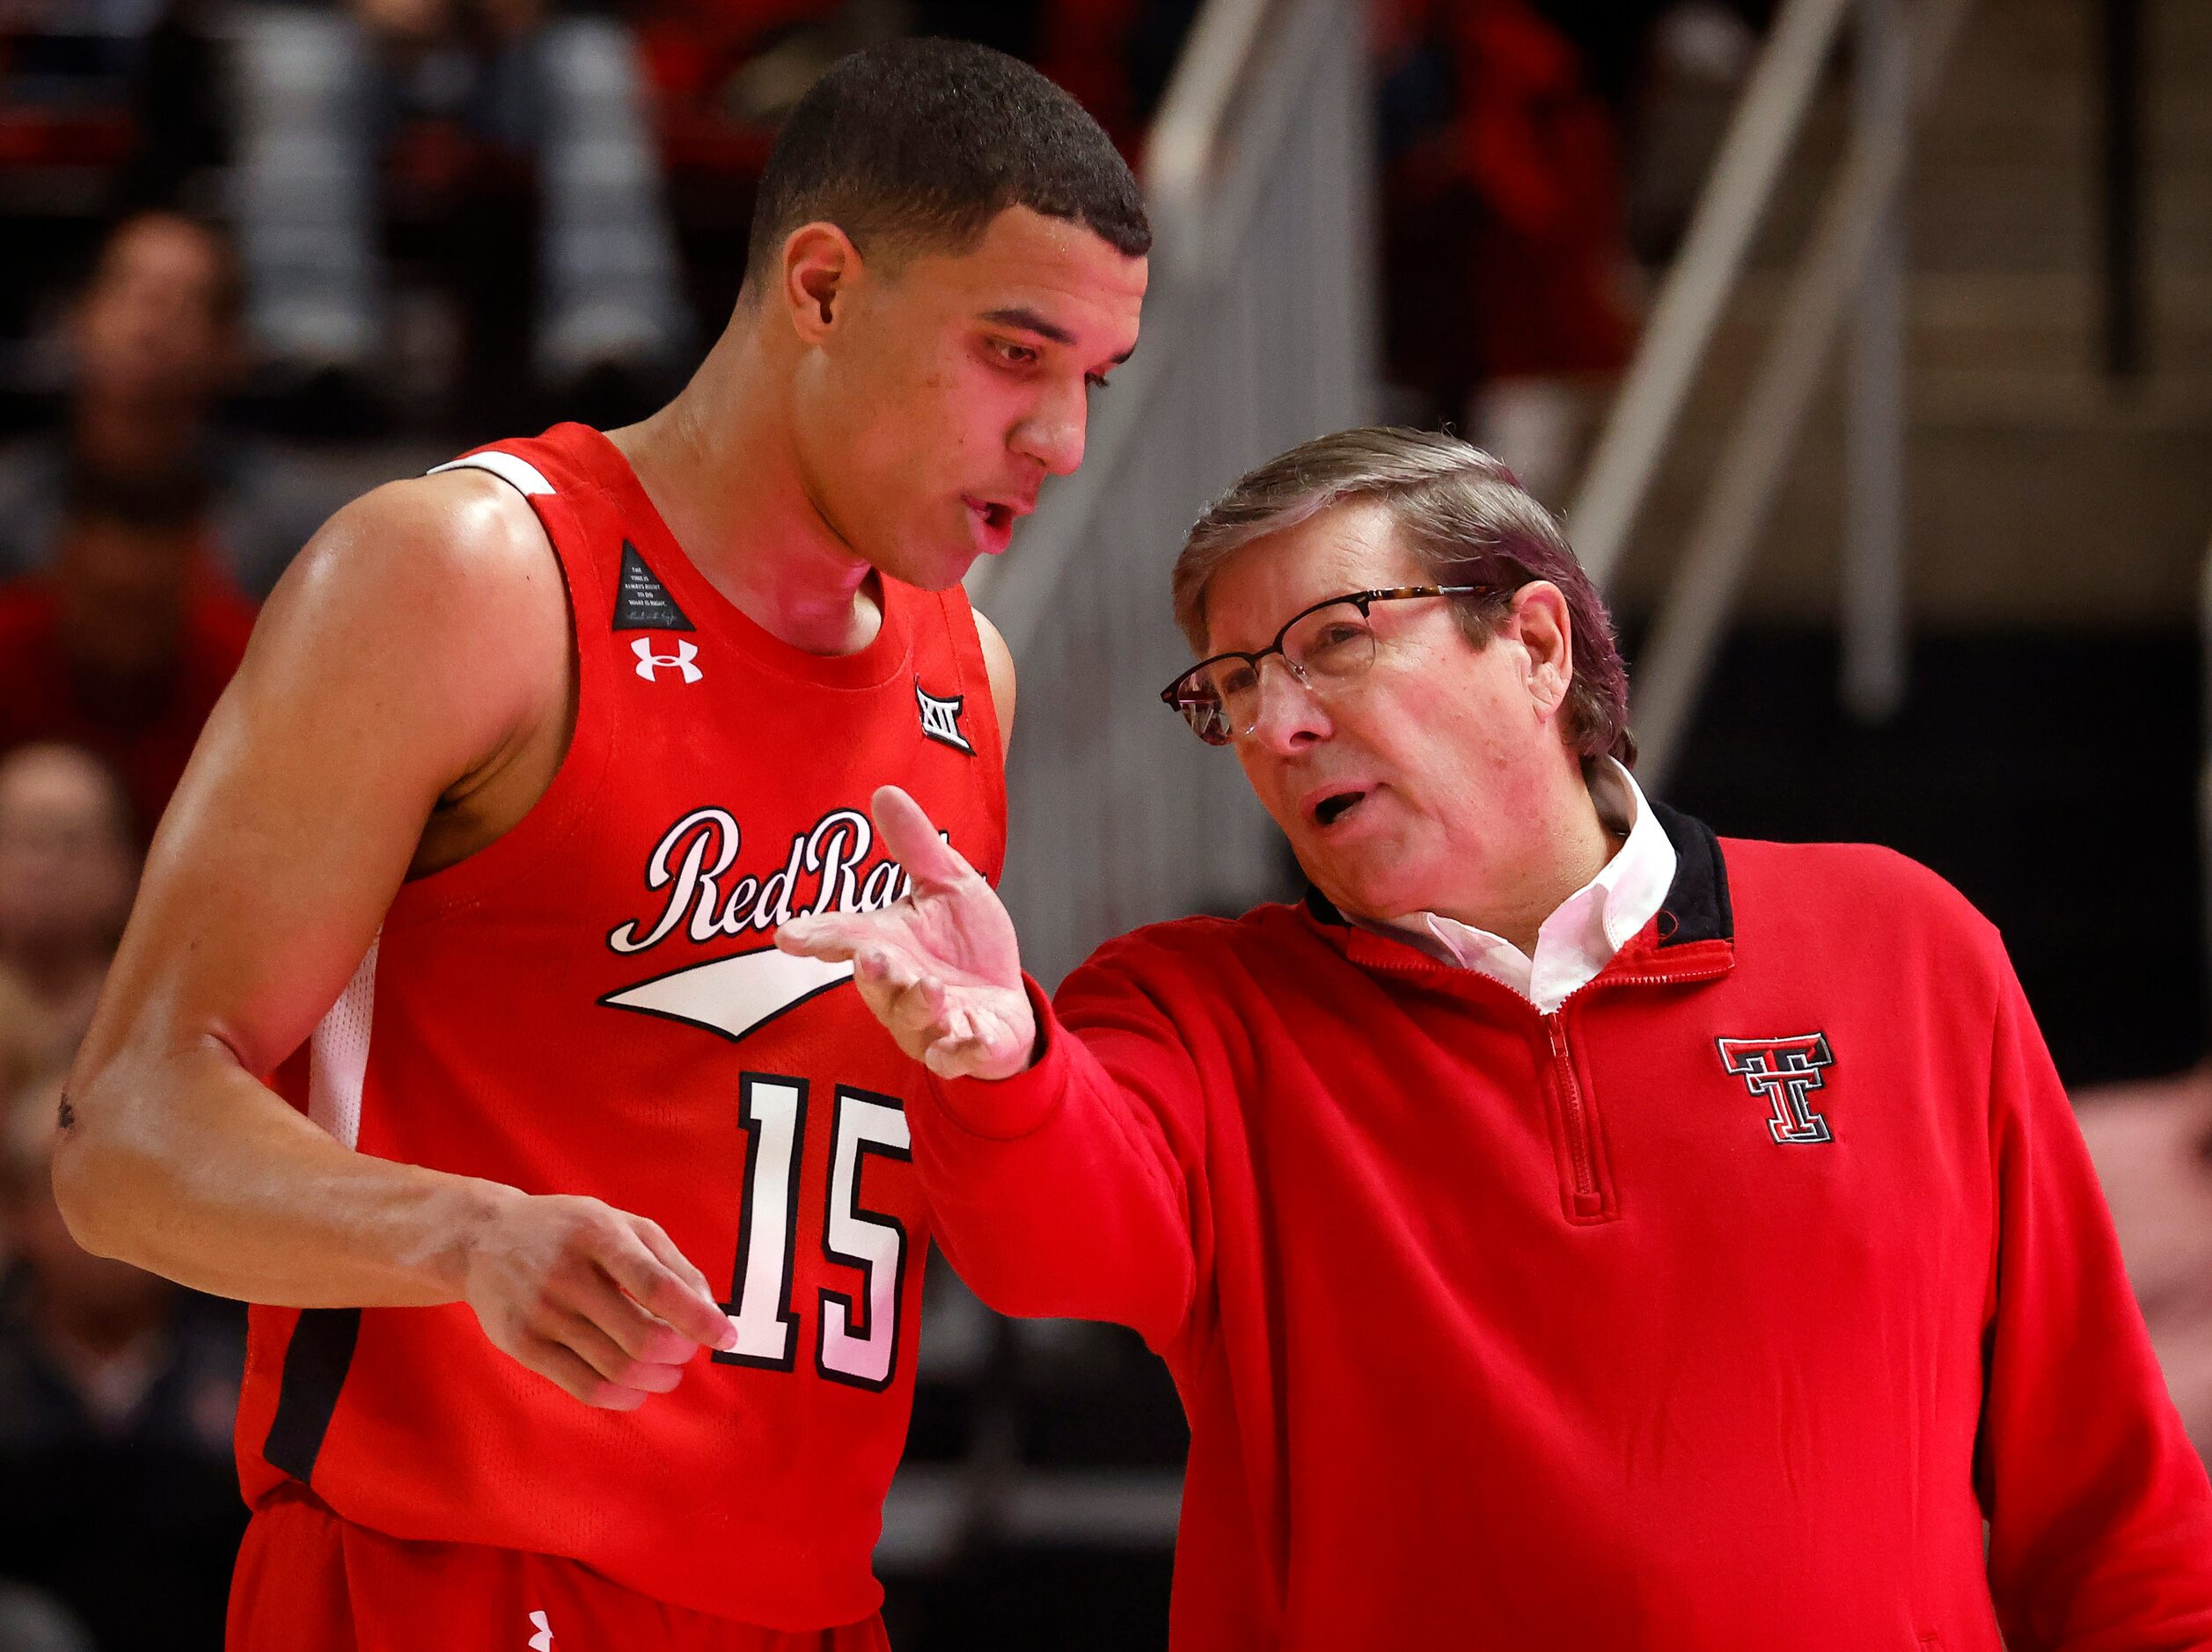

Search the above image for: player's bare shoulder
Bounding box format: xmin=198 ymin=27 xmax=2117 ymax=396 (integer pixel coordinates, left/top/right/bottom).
xmin=240 ymin=467 xmax=576 ymax=874
xmin=269 ymin=468 xmax=566 ymax=684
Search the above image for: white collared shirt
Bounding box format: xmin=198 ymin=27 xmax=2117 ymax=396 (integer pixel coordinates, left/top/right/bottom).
xmin=1353 ymin=758 xmax=1677 ymax=1014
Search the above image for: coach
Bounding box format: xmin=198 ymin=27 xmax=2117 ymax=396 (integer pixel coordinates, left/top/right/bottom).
xmin=780 ymin=428 xmax=2212 ymax=1648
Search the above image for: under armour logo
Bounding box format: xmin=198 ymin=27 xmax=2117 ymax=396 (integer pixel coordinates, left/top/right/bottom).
xmin=916 ymin=682 xmax=974 ymax=754
xmin=527 ymin=1611 xmax=553 ymax=1650
xmin=634 ymin=637 xmax=702 ymax=683
xmin=1717 ymin=1034 xmax=1835 ymax=1144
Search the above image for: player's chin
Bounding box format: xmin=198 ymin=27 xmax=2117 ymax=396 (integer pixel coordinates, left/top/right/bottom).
xmin=890 ymin=536 xmax=985 ymax=593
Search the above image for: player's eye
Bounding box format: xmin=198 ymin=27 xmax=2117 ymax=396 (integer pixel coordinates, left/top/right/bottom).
xmin=990 ymin=339 xmax=1039 ymax=369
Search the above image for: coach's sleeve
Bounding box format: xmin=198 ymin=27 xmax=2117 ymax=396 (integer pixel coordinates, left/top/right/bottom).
xmin=1978 ymin=957 xmax=2212 ymax=1648
xmin=912 ymin=954 xmax=1211 ymax=1355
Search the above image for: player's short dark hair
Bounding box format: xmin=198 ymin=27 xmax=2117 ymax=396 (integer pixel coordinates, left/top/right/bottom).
xmin=743 ymin=39 xmax=1150 ymax=295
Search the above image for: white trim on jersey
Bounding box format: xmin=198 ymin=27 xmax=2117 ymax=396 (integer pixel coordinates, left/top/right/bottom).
xmin=427 ymin=450 xmax=558 ymax=496
xmin=309 ymin=936 xmax=378 ymax=1150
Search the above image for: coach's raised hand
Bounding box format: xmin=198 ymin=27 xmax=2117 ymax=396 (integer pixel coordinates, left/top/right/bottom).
xmin=778 ymin=786 xmax=1035 ymax=1081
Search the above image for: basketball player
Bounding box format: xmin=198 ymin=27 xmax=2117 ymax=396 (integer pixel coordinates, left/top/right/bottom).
xmin=52 ymin=40 xmax=1148 ymax=1649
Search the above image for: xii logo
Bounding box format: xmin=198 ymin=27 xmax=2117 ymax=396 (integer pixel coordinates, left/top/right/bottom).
xmin=915 ymin=681 xmax=975 ymax=755
xmin=1716 ymin=1034 xmax=1836 ymax=1144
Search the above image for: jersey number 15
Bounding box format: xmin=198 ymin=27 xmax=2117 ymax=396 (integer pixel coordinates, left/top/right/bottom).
xmin=717 ymin=1072 xmax=911 ymax=1391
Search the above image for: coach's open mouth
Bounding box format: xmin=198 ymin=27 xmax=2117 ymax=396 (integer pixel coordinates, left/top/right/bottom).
xmin=1313 ymin=790 xmax=1367 ymax=828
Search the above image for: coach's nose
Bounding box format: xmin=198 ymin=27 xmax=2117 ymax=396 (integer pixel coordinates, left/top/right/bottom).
xmin=1246 ymin=657 xmax=1331 ymax=757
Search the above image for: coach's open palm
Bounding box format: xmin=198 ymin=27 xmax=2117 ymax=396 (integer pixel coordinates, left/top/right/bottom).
xmin=777 ymin=786 xmax=1036 ymax=1080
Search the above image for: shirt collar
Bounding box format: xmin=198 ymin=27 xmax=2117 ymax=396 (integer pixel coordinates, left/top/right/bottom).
xmin=1585 ymin=758 xmax=1676 ymax=955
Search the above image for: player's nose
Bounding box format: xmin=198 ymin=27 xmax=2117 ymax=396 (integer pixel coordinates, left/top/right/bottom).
xmin=1013 ymin=381 xmax=1088 ymax=477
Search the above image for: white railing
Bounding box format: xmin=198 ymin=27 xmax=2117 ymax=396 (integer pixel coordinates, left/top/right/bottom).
xmin=965 ymin=0 xmax=1376 ymax=989
xmin=1571 ymin=0 xmax=1977 ymax=790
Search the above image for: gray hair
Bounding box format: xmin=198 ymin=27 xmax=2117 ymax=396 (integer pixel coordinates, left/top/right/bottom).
xmin=1170 ymin=427 xmax=1635 ymax=764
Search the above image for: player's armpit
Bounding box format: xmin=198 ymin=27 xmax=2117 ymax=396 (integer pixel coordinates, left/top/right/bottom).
xmin=53 ymin=471 xmax=573 ymax=1305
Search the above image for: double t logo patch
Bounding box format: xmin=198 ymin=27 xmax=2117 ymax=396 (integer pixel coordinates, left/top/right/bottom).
xmin=1717 ymin=1034 xmax=1835 ymax=1144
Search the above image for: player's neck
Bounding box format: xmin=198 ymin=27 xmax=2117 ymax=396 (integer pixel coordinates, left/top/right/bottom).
xmin=607 ymin=335 xmax=883 ymax=658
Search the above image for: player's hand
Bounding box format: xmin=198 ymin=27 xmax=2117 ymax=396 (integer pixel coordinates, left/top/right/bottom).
xmin=459 ymin=1192 xmax=737 ymax=1410
xmin=776 ymin=785 xmax=1036 ymax=1082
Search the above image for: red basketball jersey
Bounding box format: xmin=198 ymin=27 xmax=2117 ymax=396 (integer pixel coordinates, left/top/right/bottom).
xmin=234 ymin=424 xmax=1007 ymax=1630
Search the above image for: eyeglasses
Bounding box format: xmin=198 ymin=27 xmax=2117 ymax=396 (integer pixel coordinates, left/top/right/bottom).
xmin=1159 ymin=585 xmax=1492 ymax=746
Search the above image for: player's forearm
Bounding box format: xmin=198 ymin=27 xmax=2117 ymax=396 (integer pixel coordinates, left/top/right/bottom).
xmin=55 ymin=1034 xmax=512 ymax=1308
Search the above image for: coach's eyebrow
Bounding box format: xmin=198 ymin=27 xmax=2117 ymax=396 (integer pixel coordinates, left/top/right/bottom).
xmin=979 ymin=306 xmax=1138 ymax=364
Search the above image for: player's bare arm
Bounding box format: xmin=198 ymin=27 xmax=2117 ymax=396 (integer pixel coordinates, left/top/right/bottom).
xmin=54 ymin=471 xmax=736 ymax=1409
xmin=974 ymin=606 xmax=1018 ymax=756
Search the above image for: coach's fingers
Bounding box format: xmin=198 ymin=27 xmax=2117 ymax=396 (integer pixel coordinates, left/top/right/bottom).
xmin=922 ymin=999 xmax=1036 ymax=1081
xmin=524 ymin=1336 xmax=651 ymax=1411
xmin=869 ymin=786 xmax=977 ymax=891
xmin=923 ymin=1034 xmax=997 ymax=1080
xmin=592 ymin=1227 xmax=736 ymax=1353
xmin=775 ymin=910 xmax=875 ymax=960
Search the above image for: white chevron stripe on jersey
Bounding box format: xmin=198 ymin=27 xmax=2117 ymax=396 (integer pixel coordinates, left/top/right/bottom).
xmin=600 ymin=947 xmax=854 ymax=1042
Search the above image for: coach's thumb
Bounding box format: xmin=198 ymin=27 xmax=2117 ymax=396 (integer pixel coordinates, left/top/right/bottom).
xmin=871 ymin=786 xmax=968 ymax=888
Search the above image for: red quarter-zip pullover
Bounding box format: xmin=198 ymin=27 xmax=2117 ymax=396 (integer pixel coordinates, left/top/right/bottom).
xmin=912 ymin=809 xmax=2212 ymax=1649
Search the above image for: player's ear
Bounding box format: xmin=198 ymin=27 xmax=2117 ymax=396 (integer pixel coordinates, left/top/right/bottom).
xmin=781 ymin=223 xmax=862 ymax=342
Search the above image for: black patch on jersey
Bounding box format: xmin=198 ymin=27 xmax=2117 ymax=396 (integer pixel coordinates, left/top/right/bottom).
xmin=612 ymin=542 xmax=694 ymax=632
xmin=262 ymin=1306 xmax=362 ymax=1485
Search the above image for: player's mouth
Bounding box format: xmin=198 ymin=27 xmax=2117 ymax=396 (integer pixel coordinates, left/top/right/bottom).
xmin=962 ymin=494 xmax=1030 ymax=554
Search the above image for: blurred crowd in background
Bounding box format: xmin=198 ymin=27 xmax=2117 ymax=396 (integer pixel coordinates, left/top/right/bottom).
xmin=0 ymin=1 xmax=2206 ymax=1648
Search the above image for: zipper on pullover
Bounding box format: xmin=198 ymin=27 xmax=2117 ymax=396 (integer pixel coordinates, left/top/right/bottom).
xmin=1543 ymin=1010 xmax=1615 ymax=1224
xmin=1319 ymin=922 xmax=1733 ymax=1229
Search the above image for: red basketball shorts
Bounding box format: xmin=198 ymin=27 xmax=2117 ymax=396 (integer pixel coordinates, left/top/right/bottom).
xmin=227 ymin=1487 xmax=892 ymax=1652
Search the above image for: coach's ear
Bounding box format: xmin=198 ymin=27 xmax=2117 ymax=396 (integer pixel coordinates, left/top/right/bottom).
xmin=974 ymin=610 xmax=1016 ymax=759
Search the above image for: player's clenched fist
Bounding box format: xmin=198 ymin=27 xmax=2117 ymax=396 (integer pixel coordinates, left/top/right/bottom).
xmin=459 ymin=1191 xmax=737 ymax=1409
xmin=777 ymin=786 xmax=1036 ymax=1082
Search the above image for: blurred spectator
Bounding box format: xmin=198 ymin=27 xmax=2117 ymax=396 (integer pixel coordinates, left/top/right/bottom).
xmin=2077 ymin=1067 xmax=2212 ymax=1462
xmin=0 ymin=746 xmax=137 ymax=1073
xmin=0 ymin=471 xmax=257 ymax=839
xmin=230 ymin=0 xmax=690 ymax=425
xmin=0 ymin=1582 xmax=95 ymax=1652
xmin=0 ymin=210 xmax=329 ymax=601
xmin=0 ymin=1071 xmax=245 ymax=1652
xmin=1374 ymin=0 xmax=1639 ymax=505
